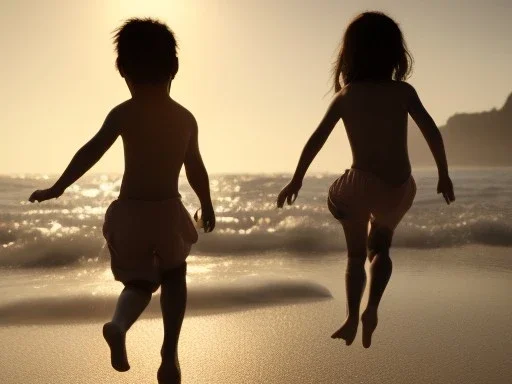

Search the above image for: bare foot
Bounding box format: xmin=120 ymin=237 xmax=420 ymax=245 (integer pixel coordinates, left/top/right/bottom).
xmin=158 ymin=363 xmax=181 ymax=384
xmin=361 ymin=308 xmax=378 ymax=348
xmin=331 ymin=316 xmax=359 ymax=345
xmin=103 ymin=322 xmax=130 ymax=372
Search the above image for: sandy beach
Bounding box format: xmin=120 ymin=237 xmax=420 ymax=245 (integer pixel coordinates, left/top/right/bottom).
xmin=1 ymin=246 xmax=511 ymax=384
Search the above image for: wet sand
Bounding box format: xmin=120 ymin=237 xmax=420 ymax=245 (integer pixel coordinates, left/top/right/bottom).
xmin=1 ymin=246 xmax=511 ymax=384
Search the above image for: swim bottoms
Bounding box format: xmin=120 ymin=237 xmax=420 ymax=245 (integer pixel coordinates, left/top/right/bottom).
xmin=103 ymin=197 xmax=198 ymax=284
xmin=328 ymin=168 xmax=416 ymax=252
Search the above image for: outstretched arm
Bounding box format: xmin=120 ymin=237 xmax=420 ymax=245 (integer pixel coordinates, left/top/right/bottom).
xmin=184 ymin=118 xmax=215 ymax=232
xmin=407 ymin=84 xmax=455 ymax=204
xmin=29 ymin=109 xmax=121 ymax=202
xmin=277 ymin=95 xmax=343 ymax=207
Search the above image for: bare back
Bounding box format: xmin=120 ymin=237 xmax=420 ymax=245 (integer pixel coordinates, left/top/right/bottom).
xmin=338 ymin=81 xmax=411 ymax=185
xmin=116 ymin=98 xmax=195 ymax=200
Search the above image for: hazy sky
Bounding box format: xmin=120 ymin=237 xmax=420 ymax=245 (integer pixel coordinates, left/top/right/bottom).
xmin=1 ymin=0 xmax=511 ymax=174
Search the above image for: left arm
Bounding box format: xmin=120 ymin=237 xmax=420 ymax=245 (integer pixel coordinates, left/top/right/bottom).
xmin=277 ymin=95 xmax=343 ymax=207
xmin=29 ymin=109 xmax=121 ymax=202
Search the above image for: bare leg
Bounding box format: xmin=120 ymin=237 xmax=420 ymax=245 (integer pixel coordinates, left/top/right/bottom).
xmin=331 ymin=220 xmax=368 ymax=345
xmin=103 ymin=283 xmax=153 ymax=372
xmin=158 ymin=263 xmax=187 ymax=384
xmin=362 ymin=225 xmax=393 ymax=348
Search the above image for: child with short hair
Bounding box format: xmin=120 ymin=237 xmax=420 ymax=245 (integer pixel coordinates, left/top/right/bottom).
xmin=277 ymin=11 xmax=455 ymax=348
xmin=29 ymin=18 xmax=215 ymax=383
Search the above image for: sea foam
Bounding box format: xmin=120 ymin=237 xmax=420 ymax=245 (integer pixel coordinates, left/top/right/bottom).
xmin=1 ymin=169 xmax=511 ymax=269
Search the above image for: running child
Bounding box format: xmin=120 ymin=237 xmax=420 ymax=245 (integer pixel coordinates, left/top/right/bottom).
xmin=277 ymin=11 xmax=455 ymax=348
xmin=29 ymin=18 xmax=215 ymax=383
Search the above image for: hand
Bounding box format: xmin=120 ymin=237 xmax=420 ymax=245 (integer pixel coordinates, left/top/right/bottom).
xmin=437 ymin=175 xmax=455 ymax=205
xmin=197 ymin=203 xmax=216 ymax=233
xmin=28 ymin=186 xmax=64 ymax=203
xmin=277 ymin=179 xmax=302 ymax=208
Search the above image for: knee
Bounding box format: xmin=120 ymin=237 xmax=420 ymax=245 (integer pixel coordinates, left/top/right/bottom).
xmin=368 ymin=225 xmax=392 ymax=257
xmin=346 ymin=254 xmax=366 ymax=269
xmin=347 ymin=252 xmax=366 ymax=261
xmin=124 ymin=280 xmax=159 ymax=294
xmin=161 ymin=262 xmax=187 ymax=284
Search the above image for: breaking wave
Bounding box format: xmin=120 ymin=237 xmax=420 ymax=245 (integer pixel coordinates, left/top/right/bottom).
xmin=1 ymin=169 xmax=511 ymax=269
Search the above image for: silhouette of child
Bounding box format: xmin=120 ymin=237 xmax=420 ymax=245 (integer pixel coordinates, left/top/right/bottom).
xmin=277 ymin=11 xmax=455 ymax=348
xmin=29 ymin=18 xmax=215 ymax=383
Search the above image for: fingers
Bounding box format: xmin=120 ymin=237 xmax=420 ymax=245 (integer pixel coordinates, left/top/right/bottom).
xmin=28 ymin=191 xmax=40 ymax=203
xmin=286 ymin=192 xmax=296 ymax=205
xmin=203 ymin=218 xmax=216 ymax=233
xmin=277 ymin=188 xmax=289 ymax=208
xmin=438 ymin=185 xmax=456 ymax=205
xmin=448 ymin=188 xmax=456 ymax=203
xmin=442 ymin=190 xmax=455 ymax=205
xmin=443 ymin=192 xmax=450 ymax=205
xmin=278 ymin=189 xmax=298 ymax=208
xmin=277 ymin=192 xmax=285 ymax=208
xmin=200 ymin=209 xmax=216 ymax=233
xmin=28 ymin=189 xmax=57 ymax=203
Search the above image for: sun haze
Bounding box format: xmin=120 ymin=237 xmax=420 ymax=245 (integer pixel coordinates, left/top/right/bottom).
xmin=1 ymin=0 xmax=511 ymax=174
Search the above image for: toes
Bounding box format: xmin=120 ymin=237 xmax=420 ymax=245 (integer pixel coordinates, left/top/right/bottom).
xmin=361 ymin=312 xmax=378 ymax=349
xmin=331 ymin=323 xmax=357 ymax=345
xmin=331 ymin=330 xmax=342 ymax=339
xmin=362 ymin=332 xmax=372 ymax=348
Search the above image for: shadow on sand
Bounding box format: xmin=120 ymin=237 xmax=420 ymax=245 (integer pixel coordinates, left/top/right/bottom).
xmin=0 ymin=279 xmax=332 ymax=326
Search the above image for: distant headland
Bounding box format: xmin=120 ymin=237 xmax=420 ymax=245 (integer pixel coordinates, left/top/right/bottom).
xmin=409 ymin=93 xmax=512 ymax=167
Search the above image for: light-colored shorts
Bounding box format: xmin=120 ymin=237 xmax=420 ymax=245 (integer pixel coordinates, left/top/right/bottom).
xmin=328 ymin=168 xmax=416 ymax=253
xmin=103 ymin=197 xmax=198 ymax=284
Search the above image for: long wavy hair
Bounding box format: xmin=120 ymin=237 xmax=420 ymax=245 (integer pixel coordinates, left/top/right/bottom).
xmin=333 ymin=12 xmax=413 ymax=92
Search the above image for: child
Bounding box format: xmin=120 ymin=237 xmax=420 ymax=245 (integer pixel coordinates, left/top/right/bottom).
xmin=29 ymin=18 xmax=215 ymax=383
xmin=277 ymin=11 xmax=455 ymax=348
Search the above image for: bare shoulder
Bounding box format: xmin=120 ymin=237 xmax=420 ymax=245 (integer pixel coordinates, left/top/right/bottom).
xmin=170 ymin=99 xmax=198 ymax=132
xmin=396 ymin=80 xmax=415 ymax=92
xmin=395 ymin=81 xmax=418 ymax=99
xmin=99 ymin=101 xmax=133 ymax=134
xmin=107 ymin=100 xmax=133 ymax=123
xmin=330 ymin=85 xmax=351 ymax=113
xmin=110 ymin=100 xmax=133 ymax=115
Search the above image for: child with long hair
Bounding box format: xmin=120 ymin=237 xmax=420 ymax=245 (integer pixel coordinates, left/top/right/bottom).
xmin=277 ymin=11 xmax=455 ymax=348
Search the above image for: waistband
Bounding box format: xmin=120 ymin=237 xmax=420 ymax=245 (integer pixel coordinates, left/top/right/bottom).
xmin=114 ymin=194 xmax=182 ymax=205
xmin=344 ymin=168 xmax=413 ymax=189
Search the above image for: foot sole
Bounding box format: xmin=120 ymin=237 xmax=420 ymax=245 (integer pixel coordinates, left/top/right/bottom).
xmin=103 ymin=322 xmax=130 ymax=372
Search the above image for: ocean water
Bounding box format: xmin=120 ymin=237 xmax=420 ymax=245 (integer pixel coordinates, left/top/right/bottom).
xmin=1 ymin=169 xmax=511 ymax=383
xmin=1 ymin=168 xmax=511 ymax=270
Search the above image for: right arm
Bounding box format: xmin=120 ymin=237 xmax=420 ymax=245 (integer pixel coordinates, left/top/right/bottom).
xmin=184 ymin=116 xmax=215 ymax=232
xmin=277 ymin=93 xmax=343 ymax=207
xmin=29 ymin=108 xmax=121 ymax=203
xmin=407 ymin=84 xmax=455 ymax=204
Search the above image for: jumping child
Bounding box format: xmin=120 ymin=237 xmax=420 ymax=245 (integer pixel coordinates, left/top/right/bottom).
xmin=277 ymin=11 xmax=455 ymax=348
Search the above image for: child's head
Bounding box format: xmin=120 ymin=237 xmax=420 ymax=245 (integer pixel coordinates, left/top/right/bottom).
xmin=333 ymin=12 xmax=413 ymax=92
xmin=114 ymin=18 xmax=178 ymax=85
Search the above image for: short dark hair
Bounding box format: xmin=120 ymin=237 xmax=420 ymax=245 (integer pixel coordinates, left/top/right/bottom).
xmin=333 ymin=12 xmax=413 ymax=91
xmin=113 ymin=18 xmax=178 ymax=84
